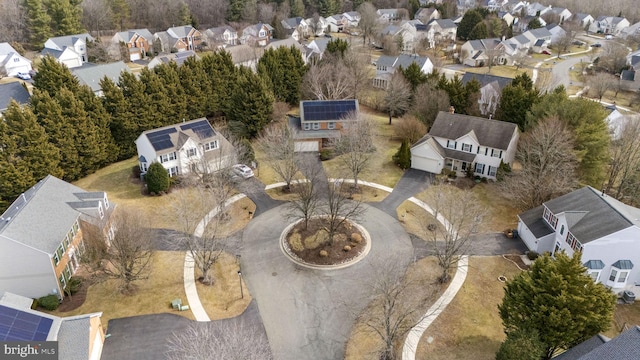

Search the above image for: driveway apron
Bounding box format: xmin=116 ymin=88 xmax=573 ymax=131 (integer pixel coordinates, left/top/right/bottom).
xmin=371 ymin=169 xmax=434 ymax=217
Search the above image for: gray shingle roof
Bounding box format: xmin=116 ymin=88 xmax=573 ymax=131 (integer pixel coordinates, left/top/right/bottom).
xmin=395 ymin=54 xmax=430 ymax=70
xmin=429 ymin=111 xmax=518 ymax=150
xmin=612 ymin=260 xmax=634 ymax=269
xmin=47 ymin=33 xmax=94 ymax=49
xmin=583 ymin=260 xmax=605 ymax=270
xmin=58 ymin=317 xmax=91 ymax=360
xmin=518 ymin=205 xmax=554 ymax=238
xmin=0 ymin=82 xmax=30 ymax=111
xmin=0 ymin=176 xmax=106 ymax=254
xmin=377 ymin=55 xmax=397 ymax=67
xmin=553 ymin=334 xmax=609 ymax=360
xmin=115 ymin=29 xmax=153 ymax=43
xmin=434 ymin=19 xmax=457 ymax=29
xmin=576 ymin=326 xmax=640 ymax=360
xmin=167 ymin=25 xmax=197 ymax=39
xmin=72 ymin=61 xmax=130 ymax=93
xmin=461 ymin=73 xmax=512 ymax=90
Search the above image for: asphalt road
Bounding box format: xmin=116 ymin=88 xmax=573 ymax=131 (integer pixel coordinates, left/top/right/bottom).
xmin=240 ymin=203 xmax=414 ymax=360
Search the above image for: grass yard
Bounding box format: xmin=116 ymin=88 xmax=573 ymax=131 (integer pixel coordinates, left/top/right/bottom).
xmin=605 ymin=302 xmax=640 ymax=338
xmin=345 ymin=257 xmax=448 ymax=360
xmin=416 ymin=256 xmax=524 ymax=360
xmin=205 ymin=196 xmax=256 ymax=237
xmin=464 ymin=65 xmax=531 ymax=79
xmin=49 ymin=251 xmax=193 ymax=327
xmin=195 ymin=252 xmax=252 ymax=320
xmin=397 ymin=200 xmax=440 ymax=237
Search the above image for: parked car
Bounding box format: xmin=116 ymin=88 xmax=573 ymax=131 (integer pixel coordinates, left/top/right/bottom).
xmin=541 ymin=50 xmax=551 ymax=55
xmin=605 ymin=35 xmax=613 ymax=40
xmin=231 ymin=164 xmax=254 ymax=179
xmin=591 ymin=43 xmax=602 ymax=48
xmin=16 ymin=72 xmax=31 ymax=80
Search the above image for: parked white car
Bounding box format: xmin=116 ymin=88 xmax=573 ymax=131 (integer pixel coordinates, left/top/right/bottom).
xmin=16 ymin=72 xmax=31 ymax=80
xmin=231 ymin=164 xmax=254 ymax=179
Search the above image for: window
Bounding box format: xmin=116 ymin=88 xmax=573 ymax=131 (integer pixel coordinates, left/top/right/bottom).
xmin=104 ymin=195 xmax=109 ymax=210
xmin=59 ymin=274 xmax=66 ymax=286
xmin=303 ymin=122 xmax=311 ymax=130
xmin=589 ymin=271 xmax=600 ymax=282
xmin=13 ymin=58 xmax=19 ymax=62
xmin=98 ymin=204 xmax=104 ymax=219
xmin=490 ymin=149 xmax=502 ymax=158
xmin=186 ymin=148 xmax=197 ymax=157
xmin=160 ymin=152 xmax=177 ymax=162
xmin=543 ymin=207 xmax=558 ymax=229
xmin=446 ymin=140 xmax=456 ymax=149
xmin=607 ymin=261 xmax=633 ymax=287
xmin=462 ymin=143 xmax=472 ymax=152
xmin=328 ymin=122 xmax=336 ymax=129
xmin=204 ymin=140 xmax=218 ymax=151
xmin=312 ymin=122 xmax=320 ymax=130
xmin=259 ymin=30 xmax=266 ymax=37
xmin=475 ymin=163 xmax=485 ymax=174
xmin=140 ymin=162 xmax=147 ymax=172
xmin=609 ymin=269 xmax=618 ymax=282
xmin=64 ymin=234 xmax=71 ymax=249
xmin=560 ymin=225 xmax=564 ymax=235
xmin=488 ymin=166 xmax=497 ymax=177
xmin=167 ymin=166 xmax=179 ymax=177
xmin=73 ymin=222 xmax=79 ymax=234
xmin=53 ymin=252 xmax=60 ymax=266
xmin=461 ymin=162 xmax=467 ymax=171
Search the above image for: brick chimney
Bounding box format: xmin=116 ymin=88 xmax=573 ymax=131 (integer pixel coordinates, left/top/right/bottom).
xmin=449 ymin=106 xmax=455 ymax=114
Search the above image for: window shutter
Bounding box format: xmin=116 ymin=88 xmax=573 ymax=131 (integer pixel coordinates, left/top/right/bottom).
xmin=470 ymin=145 xmax=473 ymax=153
xmin=499 ymin=150 xmax=503 ymax=158
xmin=447 ymin=140 xmax=450 ymax=147
xmin=485 ymin=148 xmax=488 ymax=155
xmin=454 ymin=141 xmax=457 ymax=149
xmin=477 ymin=146 xmax=480 ymax=154
xmin=491 ymin=149 xmax=494 ymax=156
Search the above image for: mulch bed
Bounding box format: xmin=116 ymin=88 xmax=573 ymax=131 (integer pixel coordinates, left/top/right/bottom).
xmin=286 ymin=218 xmax=366 ymax=266
xmin=56 ymin=277 xmax=90 ymax=312
xmin=504 ymin=254 xmax=530 ymax=270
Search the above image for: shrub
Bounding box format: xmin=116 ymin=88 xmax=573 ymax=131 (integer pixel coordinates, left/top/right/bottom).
xmin=392 ymin=139 xmax=411 ymax=169
xmin=38 ymin=295 xmax=60 ymax=311
xmin=132 ymin=165 xmax=141 ymax=179
xmin=289 ymin=232 xmax=304 ymax=252
xmin=67 ymin=277 xmax=82 ymax=295
xmin=496 ymin=329 xmax=545 ymax=360
xmin=145 ymin=162 xmax=170 ymax=194
xmin=527 ymin=251 xmax=539 ymax=260
xmin=31 ymin=299 xmax=38 ymax=310
xmin=320 ymin=148 xmax=334 ymax=161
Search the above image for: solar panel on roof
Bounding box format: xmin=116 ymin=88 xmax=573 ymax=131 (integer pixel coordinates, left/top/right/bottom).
xmin=302 ymin=100 xmax=356 ymax=121
xmin=180 ymin=120 xmax=215 ymax=139
xmin=146 ymin=127 xmax=178 ymax=151
xmin=0 ymin=305 xmax=53 ymax=341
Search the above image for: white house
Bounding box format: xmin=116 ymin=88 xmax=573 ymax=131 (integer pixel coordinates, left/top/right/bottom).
xmin=343 ymin=11 xmax=361 ymax=27
xmin=305 ymin=16 xmax=329 ymax=36
xmin=517 ymin=186 xmax=640 ymax=292
xmin=205 ymin=25 xmax=239 ymax=47
xmin=0 ymin=43 xmax=32 ymax=76
xmin=589 ymin=16 xmax=631 ymax=35
xmin=135 ymin=118 xmax=232 ymax=178
xmin=42 ymin=33 xmax=93 ymax=68
xmin=373 ymin=54 xmax=433 ymax=88
xmin=0 ymin=175 xmax=112 ymax=300
xmin=410 ymin=111 xmax=519 ymax=179
xmin=461 ymin=73 xmax=512 ymax=116
xmin=327 ymin=14 xmax=349 ymax=33
xmin=572 ymin=13 xmax=595 ymax=28
xmin=460 ymin=38 xmax=502 ymax=67
xmin=550 ymin=7 xmax=572 ymax=23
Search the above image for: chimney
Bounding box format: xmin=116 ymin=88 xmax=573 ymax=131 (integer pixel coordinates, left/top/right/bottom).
xmin=449 ymin=106 xmax=455 ymax=114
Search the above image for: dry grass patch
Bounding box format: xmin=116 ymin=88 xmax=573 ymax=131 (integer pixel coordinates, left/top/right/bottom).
xmin=465 ymin=66 xmax=531 ymax=79
xmin=397 ymin=200 xmax=440 ymax=237
xmin=470 ymin=183 xmax=519 ymax=232
xmin=605 ymin=302 xmax=640 ymax=338
xmin=416 ymin=256 xmax=523 ymax=360
xmin=195 ymin=252 xmax=252 ymax=320
xmin=205 ymin=196 xmax=256 ymax=237
xmin=49 ymin=251 xmax=192 ymax=327
xmin=345 ymin=257 xmax=447 ymax=360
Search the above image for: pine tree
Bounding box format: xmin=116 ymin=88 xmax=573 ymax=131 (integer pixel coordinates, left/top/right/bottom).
xmin=179 ymin=56 xmax=211 ymax=119
xmin=101 ymin=77 xmax=138 ymax=159
xmin=153 ymin=62 xmax=188 ymax=123
xmin=457 ymin=9 xmax=483 ymax=40
xmin=290 ymin=0 xmax=304 ymax=18
xmin=528 ymin=17 xmax=542 ymax=29
xmin=400 ymin=62 xmax=428 ymax=92
xmin=47 ymin=0 xmax=84 ymax=36
xmin=499 ymin=252 xmax=615 ymax=360
xmin=228 ymin=67 xmax=275 ymax=138
xmin=326 ymin=38 xmax=349 ymax=58
xmin=25 ymin=0 xmax=52 ymax=49
xmin=76 ymin=85 xmax=118 ymax=168
xmin=145 ymin=162 xmax=170 ymax=194
xmin=139 ymin=68 xmax=174 ymax=127
xmin=202 ymin=51 xmax=237 ymax=117
xmin=496 ymin=73 xmax=540 ymax=130
xmin=33 ymin=55 xmax=80 ymax=96
xmin=108 ymin=0 xmax=130 ymax=31
xmin=227 ymin=0 xmax=245 ymax=22
xmin=257 ymin=47 xmax=306 ymax=105
xmin=393 ymin=139 xmax=411 ymax=169
xmin=468 ymin=21 xmax=488 ymax=40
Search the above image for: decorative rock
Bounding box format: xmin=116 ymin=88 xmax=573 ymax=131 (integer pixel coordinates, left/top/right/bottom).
xmin=351 ymin=233 xmax=362 ymax=243
xmin=319 ymin=250 xmax=328 ymax=257
xmin=343 ymin=245 xmax=351 ymax=252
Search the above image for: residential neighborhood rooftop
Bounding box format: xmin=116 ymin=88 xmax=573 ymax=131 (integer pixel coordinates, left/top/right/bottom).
xmin=0 ymin=82 xmax=30 ymax=111
xmin=429 ymin=111 xmax=518 ymax=150
xmin=140 ymin=118 xmax=216 ymax=152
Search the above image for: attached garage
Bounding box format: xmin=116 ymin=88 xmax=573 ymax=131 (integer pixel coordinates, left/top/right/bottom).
xmin=410 ymin=135 xmax=445 ymax=174
xmin=411 ymin=155 xmax=442 ymax=174
xmin=129 ymin=52 xmax=141 ymax=61
xmin=295 ymin=140 xmax=320 ymax=152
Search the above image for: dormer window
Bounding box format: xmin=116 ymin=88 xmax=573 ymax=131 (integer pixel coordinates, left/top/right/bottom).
xmin=543 ymin=207 xmax=558 ymax=228
xmin=259 ymin=30 xmax=266 ymax=37
xmin=187 ymin=148 xmax=197 ymax=157
xmin=607 ymin=260 xmax=633 ymax=287
xmin=462 ymin=143 xmax=472 ymax=152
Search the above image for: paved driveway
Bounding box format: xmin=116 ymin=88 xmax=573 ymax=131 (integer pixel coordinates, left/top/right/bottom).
xmin=240 ymin=204 xmax=414 ymax=360
xmin=411 ymin=232 xmax=528 ymax=259
xmin=101 ymin=301 xmax=268 ymax=360
xmin=234 ymin=177 xmax=283 ymax=216
xmin=371 ymin=169 xmax=434 ymax=217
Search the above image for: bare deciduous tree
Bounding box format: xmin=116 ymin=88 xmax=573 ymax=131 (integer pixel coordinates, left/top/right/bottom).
xmin=422 ymin=185 xmax=482 ymax=283
xmin=410 ymin=84 xmax=450 ymax=129
xmin=166 ymin=320 xmax=272 ymax=360
xmin=588 ymin=72 xmax=617 ymax=102
xmin=357 ymin=2 xmax=380 ymax=45
xmin=384 ymin=72 xmax=412 ymax=125
xmin=257 ymin=123 xmax=299 ymax=191
xmin=0 ymin=0 xmax=26 ymax=43
xmin=394 ymin=115 xmax=428 ymax=144
xmin=607 ymin=116 xmax=640 ymax=198
xmin=82 ymin=208 xmax=155 ymax=294
xmin=322 ymin=180 xmax=365 ymax=245
xmin=502 ymin=116 xmax=578 ymax=210
xmin=287 ymin=161 xmax=323 ymax=230
xmin=332 ymin=112 xmax=376 ymax=189
xmin=598 ymin=41 xmax=628 ymax=74
xmin=344 ymin=49 xmax=372 ymax=100
xmin=303 ymin=59 xmax=354 ymax=100
xmin=308 ymin=12 xmax=322 ymax=37
xmin=167 ymin=187 xmax=224 ymax=285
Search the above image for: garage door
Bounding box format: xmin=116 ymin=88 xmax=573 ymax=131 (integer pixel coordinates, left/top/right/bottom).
xmin=295 ymin=141 xmax=319 ymax=152
xmin=130 ymin=52 xmax=141 ymax=61
xmin=411 ymin=155 xmax=441 ymax=174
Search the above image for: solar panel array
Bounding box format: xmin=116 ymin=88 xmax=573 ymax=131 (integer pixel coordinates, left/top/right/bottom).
xmin=0 ymin=305 xmax=53 ymax=341
xmin=180 ymin=119 xmax=215 ymax=139
xmin=146 ymin=127 xmax=178 ymax=151
xmin=302 ymin=100 xmax=357 ymax=122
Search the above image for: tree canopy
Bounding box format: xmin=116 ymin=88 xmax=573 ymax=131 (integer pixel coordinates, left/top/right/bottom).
xmin=498 ymin=252 xmax=616 ymax=360
xmin=457 ymin=9 xmax=483 ymax=40
xmin=496 ymin=73 xmax=540 ymax=131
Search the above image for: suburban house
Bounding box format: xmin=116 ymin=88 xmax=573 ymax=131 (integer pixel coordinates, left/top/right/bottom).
xmin=135 ymin=118 xmax=232 ymax=177
xmin=72 ymin=61 xmax=130 ymax=97
xmin=41 ymin=33 xmax=94 ymax=68
xmin=486 ymin=0 xmax=508 ymax=12
xmin=0 ymin=175 xmax=113 ymax=300
xmin=226 ymin=45 xmax=264 ymax=71
xmin=550 ymin=7 xmax=572 ymax=23
xmin=205 ymin=25 xmax=239 ymax=47
xmin=525 ymin=2 xmax=551 ymax=17
xmin=373 ymin=54 xmax=433 ymax=88
xmin=343 ymin=11 xmax=361 ymax=28
xmin=281 ymin=17 xmax=309 ymax=39
xmin=0 ymin=292 xmax=105 ymax=360
xmin=0 ymin=42 xmax=32 ymax=76
xmin=147 ymin=50 xmax=199 ymax=70
xmin=241 ymin=22 xmax=273 ymax=46
xmin=553 ymin=326 xmax=640 ymax=360
xmin=154 ymin=25 xmax=202 ymax=52
xmin=498 ymin=11 xmax=516 ymax=26
xmin=410 ymin=111 xmax=519 ymax=179
xmin=461 ymin=73 xmax=512 ymax=116
xmin=327 ymin=14 xmax=349 ymax=33
xmin=289 ymin=99 xmax=359 ymax=152
xmin=589 ymin=16 xmax=630 ymax=35
xmin=517 ymin=186 xmax=640 ymax=291
xmin=380 ymin=22 xmax=417 ymax=53
xmin=546 ymin=23 xmax=567 ymax=43
xmin=415 ymin=8 xmax=440 ymax=23
xmin=306 ymin=37 xmax=330 ymax=60
xmin=426 ymin=19 xmax=458 ymax=43
xmin=305 ymin=16 xmax=329 ymax=36
xmin=0 ymin=82 xmax=30 ymax=114
xmin=572 ymin=13 xmax=595 ymax=28
xmin=266 ymin=38 xmax=307 ymax=63
xmin=604 ymin=104 xmax=626 ymax=140
xmin=620 ymin=21 xmax=640 ymax=39
xmin=522 ymin=27 xmax=552 ymax=53
xmin=377 ymin=8 xmax=405 ymax=22
xmin=460 ymin=38 xmax=502 ymax=67
xmin=111 ymin=29 xmax=153 ymax=61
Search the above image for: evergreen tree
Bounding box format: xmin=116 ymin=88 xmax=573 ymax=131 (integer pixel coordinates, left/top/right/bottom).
xmin=201 ymin=51 xmax=237 ymax=117
xmin=47 ymin=0 xmax=85 ymax=36
xmin=145 ymin=162 xmax=170 ymax=194
xmin=496 ymin=329 xmax=546 ymax=360
xmin=457 ymin=9 xmax=483 ymax=40
xmin=118 ymin=71 xmax=161 ymax=132
xmin=258 ymin=47 xmax=306 ymax=105
xmin=108 ymin=0 xmax=130 ymax=31
xmin=179 ymin=56 xmax=212 ymax=119
xmin=495 ymin=73 xmax=540 ymax=130
xmin=290 ymin=0 xmax=304 ymax=18
xmin=499 ymin=252 xmax=616 ymax=360
xmin=468 ymin=21 xmax=488 ymax=40
xmin=437 ymin=75 xmax=481 ymax=115
xmin=227 ymin=0 xmax=245 ymax=22
xmin=0 ymin=101 xmax=62 ymax=210
xmin=139 ymin=68 xmax=175 ymax=127
xmin=400 ymin=62 xmax=428 ymax=92
xmin=33 ymin=55 xmax=80 ymax=96
xmin=75 ymin=85 xmax=118 ymax=168
xmin=528 ymin=17 xmax=542 ymax=29
xmin=153 ymin=62 xmax=188 ymax=123
xmin=326 ymin=38 xmax=349 ymax=58
xmin=393 ymin=139 xmax=411 ymax=169
xmin=228 ymin=67 xmax=275 ymax=138
xmin=101 ymin=77 xmax=138 ymax=159
xmin=178 ymin=2 xmax=197 ymax=27
xmin=25 ymin=0 xmax=52 ymax=49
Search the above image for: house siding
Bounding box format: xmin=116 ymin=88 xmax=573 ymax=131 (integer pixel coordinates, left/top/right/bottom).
xmin=0 ymin=237 xmax=59 ymax=299
xmin=581 ymin=227 xmax=640 ymax=288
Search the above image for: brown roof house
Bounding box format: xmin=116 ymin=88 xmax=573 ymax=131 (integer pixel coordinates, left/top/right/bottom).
xmin=154 ymin=25 xmax=202 ymax=53
xmin=289 ymin=99 xmax=359 ymax=152
xmin=111 ymin=29 xmax=154 ymax=61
